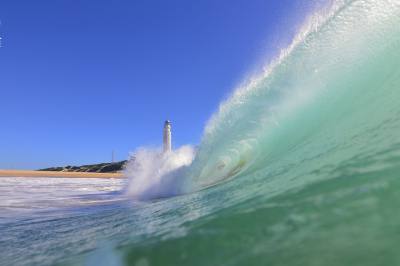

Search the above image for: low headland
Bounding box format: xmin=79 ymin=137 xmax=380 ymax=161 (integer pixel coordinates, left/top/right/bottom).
xmin=0 ymin=161 xmax=127 ymax=178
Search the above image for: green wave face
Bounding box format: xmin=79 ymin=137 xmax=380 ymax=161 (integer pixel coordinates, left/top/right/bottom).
xmin=121 ymin=0 xmax=400 ymax=265
xmin=186 ymin=0 xmax=400 ymax=193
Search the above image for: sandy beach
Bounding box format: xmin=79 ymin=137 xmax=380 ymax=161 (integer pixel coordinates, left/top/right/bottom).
xmin=0 ymin=169 xmax=124 ymax=178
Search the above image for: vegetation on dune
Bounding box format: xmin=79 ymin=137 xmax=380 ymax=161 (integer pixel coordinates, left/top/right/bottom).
xmin=38 ymin=160 xmax=128 ymax=173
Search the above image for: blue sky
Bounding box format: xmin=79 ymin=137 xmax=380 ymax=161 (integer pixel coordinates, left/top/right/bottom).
xmin=0 ymin=0 xmax=324 ymax=169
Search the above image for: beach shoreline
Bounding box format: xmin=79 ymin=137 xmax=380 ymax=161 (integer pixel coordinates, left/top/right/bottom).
xmin=0 ymin=169 xmax=124 ymax=178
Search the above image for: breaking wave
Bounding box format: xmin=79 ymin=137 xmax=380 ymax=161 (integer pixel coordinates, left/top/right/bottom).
xmin=125 ymin=0 xmax=400 ymax=200
xmin=124 ymin=146 xmax=195 ymax=200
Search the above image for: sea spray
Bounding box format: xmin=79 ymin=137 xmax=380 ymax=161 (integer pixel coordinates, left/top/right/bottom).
xmin=185 ymin=0 xmax=400 ymax=190
xmin=124 ymin=146 xmax=196 ymax=200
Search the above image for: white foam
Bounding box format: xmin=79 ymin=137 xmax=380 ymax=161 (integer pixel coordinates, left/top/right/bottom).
xmin=0 ymin=177 xmax=125 ymax=219
xmin=124 ymin=146 xmax=196 ymax=200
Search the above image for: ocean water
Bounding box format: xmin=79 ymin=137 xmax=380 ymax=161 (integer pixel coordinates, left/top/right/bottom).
xmin=2 ymin=0 xmax=400 ymax=265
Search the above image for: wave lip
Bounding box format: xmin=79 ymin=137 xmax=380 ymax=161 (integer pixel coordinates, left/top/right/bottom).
xmin=185 ymin=0 xmax=400 ymax=190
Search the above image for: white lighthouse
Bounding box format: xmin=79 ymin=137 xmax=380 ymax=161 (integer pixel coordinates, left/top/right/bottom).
xmin=163 ymin=120 xmax=172 ymax=153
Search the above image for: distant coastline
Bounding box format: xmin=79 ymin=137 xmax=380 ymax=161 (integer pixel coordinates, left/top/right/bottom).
xmin=0 ymin=169 xmax=123 ymax=178
xmin=38 ymin=160 xmax=127 ymax=173
xmin=0 ymin=161 xmax=128 ymax=178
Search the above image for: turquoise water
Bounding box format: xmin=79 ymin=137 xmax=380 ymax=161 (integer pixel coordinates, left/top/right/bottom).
xmin=2 ymin=0 xmax=400 ymax=265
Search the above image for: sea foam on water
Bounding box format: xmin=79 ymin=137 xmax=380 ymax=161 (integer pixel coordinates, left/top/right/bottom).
xmin=124 ymin=146 xmax=196 ymax=200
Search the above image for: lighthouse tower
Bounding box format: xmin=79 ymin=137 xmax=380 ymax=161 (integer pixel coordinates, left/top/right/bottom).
xmin=163 ymin=120 xmax=172 ymax=153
